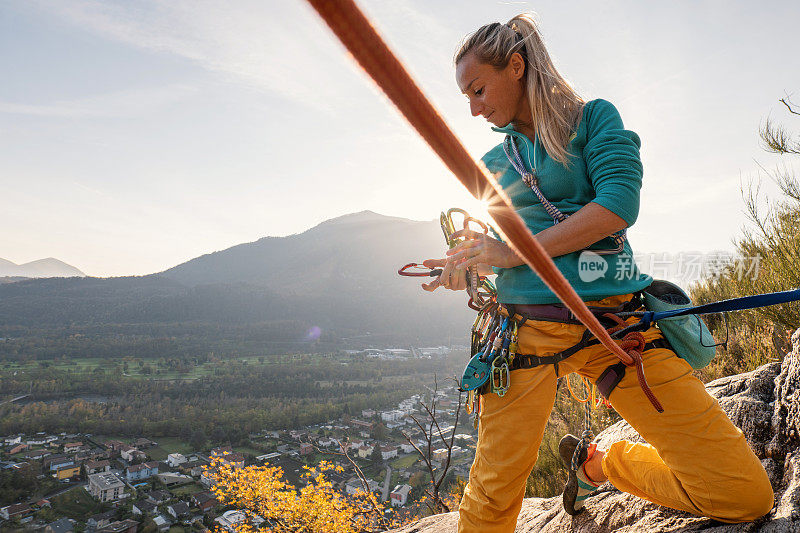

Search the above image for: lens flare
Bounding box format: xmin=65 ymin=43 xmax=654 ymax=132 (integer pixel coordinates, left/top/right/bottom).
xmin=304 ymin=326 xmax=322 ymax=342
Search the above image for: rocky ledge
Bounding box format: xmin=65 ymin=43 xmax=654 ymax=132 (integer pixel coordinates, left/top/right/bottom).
xmin=392 ymin=329 xmax=800 ymax=533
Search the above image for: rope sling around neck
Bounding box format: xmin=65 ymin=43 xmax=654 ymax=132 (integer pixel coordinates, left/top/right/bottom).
xmin=306 ymin=0 xmax=662 ymax=412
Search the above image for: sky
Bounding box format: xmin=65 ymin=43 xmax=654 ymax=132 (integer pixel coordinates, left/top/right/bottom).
xmin=1 ymin=0 xmax=799 ymax=277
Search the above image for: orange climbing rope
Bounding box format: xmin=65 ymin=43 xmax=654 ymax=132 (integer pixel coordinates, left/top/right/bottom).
xmin=306 ymin=0 xmax=662 ymax=411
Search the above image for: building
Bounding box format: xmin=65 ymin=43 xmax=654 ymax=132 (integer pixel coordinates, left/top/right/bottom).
xmin=44 ymin=517 xmax=75 ymax=533
xmin=133 ymin=438 xmax=155 ymax=449
xmin=0 ymin=503 xmax=32 ymax=521
xmin=167 ymin=501 xmax=190 ymax=519
xmin=131 ymin=500 xmax=157 ymax=516
xmin=180 ymin=458 xmax=209 ymax=477
xmin=43 ymin=455 xmax=74 ymax=472
xmin=381 ymin=410 xmax=404 ymax=423
xmin=390 ymin=484 xmax=412 ymax=507
xmin=191 ymin=491 xmax=219 ymax=512
xmin=344 ymin=477 xmax=379 ymax=496
xmin=166 ymin=453 xmax=187 ymax=468
xmin=156 ymin=472 xmax=193 ymax=486
xmin=399 ymin=442 xmax=416 ymax=454
xmin=55 ymin=464 xmax=82 ymax=480
xmin=152 ymin=515 xmax=171 ymax=532
xmin=88 ymin=472 xmax=127 ymax=502
xmin=380 ymin=446 xmax=398 ymax=460
xmin=145 ymin=490 xmax=171 ymax=505
xmin=85 ymin=459 xmax=111 ymax=475
xmin=8 ymin=443 xmax=29 ymax=455
xmin=96 ymin=519 xmax=138 ymax=533
xmin=126 ymin=461 xmax=159 ymax=481
xmin=86 ymin=510 xmax=118 ymax=531
xmin=214 ymin=510 xmax=246 ymax=532
xmin=432 ymin=448 xmax=449 ymax=463
xmin=218 ymin=452 xmax=245 ymax=468
xmin=357 ymin=445 xmax=374 ymax=459
xmin=299 ymin=443 xmax=313 ymax=455
xmin=63 ymin=442 xmax=83 ymax=453
xmin=255 ymin=452 xmax=281 ymax=462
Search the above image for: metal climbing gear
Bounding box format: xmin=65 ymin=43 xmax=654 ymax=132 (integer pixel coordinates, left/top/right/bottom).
xmin=397 ymin=262 xmax=442 ymax=277
xmin=490 ymin=357 xmax=510 ymax=397
xmin=440 ymin=208 xmax=495 ymax=310
xmin=397 ymin=207 xmax=498 ymax=311
xmin=502 ymin=135 xmax=626 ymax=255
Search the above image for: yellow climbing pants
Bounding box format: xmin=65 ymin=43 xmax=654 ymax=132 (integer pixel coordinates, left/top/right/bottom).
xmin=458 ymin=294 xmax=774 ymax=533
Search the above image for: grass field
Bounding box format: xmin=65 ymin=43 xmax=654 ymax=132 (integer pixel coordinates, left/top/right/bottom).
xmin=50 ymin=486 xmax=106 ymax=520
xmin=0 ymin=354 xmax=297 ymax=382
xmin=390 ymin=454 xmax=420 ymax=470
xmin=170 ymin=482 xmax=203 ymax=497
xmin=233 ymin=446 xmax=263 ymax=457
xmin=147 ymin=437 xmax=196 ymax=461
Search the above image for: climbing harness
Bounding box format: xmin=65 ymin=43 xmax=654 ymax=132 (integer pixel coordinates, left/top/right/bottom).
xmin=460 ymin=295 xmax=666 ymax=411
xmin=503 ymin=135 xmax=626 ymax=255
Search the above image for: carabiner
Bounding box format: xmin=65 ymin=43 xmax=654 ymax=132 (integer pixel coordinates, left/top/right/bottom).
xmin=490 ymin=357 xmax=510 ymax=397
xmin=397 ymin=262 xmax=443 ymax=277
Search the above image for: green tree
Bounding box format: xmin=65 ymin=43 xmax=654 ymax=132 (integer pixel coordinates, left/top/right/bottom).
xmin=190 ymin=429 xmax=207 ymax=450
xmin=692 ymin=94 xmax=800 ymax=379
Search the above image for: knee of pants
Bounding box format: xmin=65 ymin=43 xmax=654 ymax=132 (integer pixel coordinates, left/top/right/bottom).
xmin=733 ymin=476 xmax=774 ymax=522
xmin=705 ymin=471 xmax=774 ymax=523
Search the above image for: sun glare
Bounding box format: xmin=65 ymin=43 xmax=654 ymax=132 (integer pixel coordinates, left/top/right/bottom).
xmin=462 ymin=198 xmax=494 ymax=229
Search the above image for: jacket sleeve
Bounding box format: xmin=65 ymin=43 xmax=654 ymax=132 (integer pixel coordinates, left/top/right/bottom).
xmin=583 ymin=99 xmax=643 ymax=226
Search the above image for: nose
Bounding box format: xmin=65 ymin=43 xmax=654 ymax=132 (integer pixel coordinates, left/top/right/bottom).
xmin=469 ymin=99 xmax=483 ymax=117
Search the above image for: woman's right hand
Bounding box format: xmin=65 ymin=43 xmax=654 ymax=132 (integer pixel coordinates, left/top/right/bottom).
xmin=420 ymin=258 xmax=467 ymax=292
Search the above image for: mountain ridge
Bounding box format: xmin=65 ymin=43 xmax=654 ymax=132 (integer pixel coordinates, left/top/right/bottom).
xmin=0 ymin=257 xmax=85 ymax=278
xmin=0 ymin=211 xmax=473 ymax=345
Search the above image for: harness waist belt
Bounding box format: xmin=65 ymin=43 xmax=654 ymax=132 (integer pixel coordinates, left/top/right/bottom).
xmin=508 ymin=338 xmax=672 ymax=372
xmin=503 ymin=301 xmax=638 ymax=325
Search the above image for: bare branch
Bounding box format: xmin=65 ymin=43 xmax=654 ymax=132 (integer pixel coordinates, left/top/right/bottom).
xmin=780 ymin=97 xmax=800 ymax=116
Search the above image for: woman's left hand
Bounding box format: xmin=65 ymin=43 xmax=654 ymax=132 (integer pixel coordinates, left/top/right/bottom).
xmin=446 ymin=229 xmax=524 ymax=270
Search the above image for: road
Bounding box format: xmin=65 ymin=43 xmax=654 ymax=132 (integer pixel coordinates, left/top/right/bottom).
xmin=380 ymin=465 xmax=392 ymax=502
xmin=0 ymin=394 xmax=30 ymax=405
xmin=42 ymin=481 xmax=82 ymax=500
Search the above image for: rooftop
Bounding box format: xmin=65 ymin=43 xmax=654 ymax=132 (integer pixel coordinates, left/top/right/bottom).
xmin=89 ymin=472 xmax=124 ymax=489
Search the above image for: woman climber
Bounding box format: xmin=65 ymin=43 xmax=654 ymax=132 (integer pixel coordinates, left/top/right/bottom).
xmin=422 ymin=13 xmax=774 ymax=533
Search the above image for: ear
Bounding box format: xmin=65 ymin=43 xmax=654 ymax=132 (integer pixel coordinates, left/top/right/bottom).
xmin=509 ymin=52 xmax=526 ymax=81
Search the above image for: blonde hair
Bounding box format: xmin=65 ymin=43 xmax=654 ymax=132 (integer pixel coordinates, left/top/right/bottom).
xmin=455 ymin=13 xmax=585 ymax=166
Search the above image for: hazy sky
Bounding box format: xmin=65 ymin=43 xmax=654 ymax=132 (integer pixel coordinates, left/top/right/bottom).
xmin=2 ymin=0 xmax=799 ymax=277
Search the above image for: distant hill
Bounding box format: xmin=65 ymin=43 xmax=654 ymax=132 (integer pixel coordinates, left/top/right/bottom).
xmin=0 ymin=257 xmax=85 ymax=278
xmin=0 ymin=211 xmax=475 ymax=346
xmin=0 ymin=276 xmax=29 ymax=284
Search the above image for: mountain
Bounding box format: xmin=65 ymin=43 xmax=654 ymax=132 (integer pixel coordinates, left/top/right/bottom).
xmin=0 ymin=257 xmax=85 ymax=278
xmin=0 ymin=211 xmax=475 ymax=346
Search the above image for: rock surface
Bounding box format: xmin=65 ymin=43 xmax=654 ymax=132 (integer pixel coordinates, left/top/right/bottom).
xmin=391 ymin=330 xmax=800 ymax=533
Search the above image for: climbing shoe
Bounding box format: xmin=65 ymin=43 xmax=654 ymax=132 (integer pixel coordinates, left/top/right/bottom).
xmin=559 ymin=434 xmax=599 ymax=516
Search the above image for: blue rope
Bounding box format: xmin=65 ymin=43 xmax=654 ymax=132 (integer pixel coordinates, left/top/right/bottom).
xmin=649 ymin=288 xmax=800 ymax=322
xmin=612 ymin=288 xmax=800 ymax=340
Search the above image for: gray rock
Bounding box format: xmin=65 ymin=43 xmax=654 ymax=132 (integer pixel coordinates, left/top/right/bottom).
xmin=390 ymin=329 xmax=800 ymax=533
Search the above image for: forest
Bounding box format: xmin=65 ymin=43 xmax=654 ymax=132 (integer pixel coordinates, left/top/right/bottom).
xmin=0 ymin=351 xmax=465 ymax=440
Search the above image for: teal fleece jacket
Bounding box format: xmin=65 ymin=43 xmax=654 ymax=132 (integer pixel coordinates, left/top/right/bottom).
xmin=482 ymin=98 xmax=652 ymax=304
